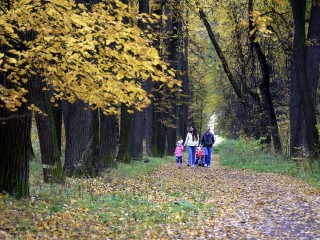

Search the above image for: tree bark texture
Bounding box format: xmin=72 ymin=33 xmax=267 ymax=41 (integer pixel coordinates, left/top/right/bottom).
xmin=63 ymin=100 xmax=94 ymax=176
xmin=151 ymin=0 xmax=166 ymax=157
xmin=145 ymin=81 xmax=153 ymax=156
xmin=130 ymin=0 xmax=150 ymax=160
xmin=306 ymin=0 xmax=320 ymax=107
xmin=99 ymin=114 xmax=117 ymax=167
xmin=30 ymin=75 xmax=63 ymax=183
xmin=117 ymin=104 xmax=133 ymax=162
xmin=91 ymin=109 xmax=100 ymax=173
xmin=178 ymin=6 xmax=189 ymax=141
xmin=152 ymin=105 xmax=166 ymax=157
xmin=0 ymin=71 xmax=31 ymax=197
xmin=290 ymin=0 xmax=319 ymax=156
xmin=0 ymin=107 xmax=31 ymax=198
xmin=140 ymin=0 xmax=153 ymax=157
xmin=131 ymin=110 xmax=144 ymax=160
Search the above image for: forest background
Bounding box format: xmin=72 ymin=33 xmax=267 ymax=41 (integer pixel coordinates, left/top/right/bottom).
xmin=0 ymin=0 xmax=320 ymax=198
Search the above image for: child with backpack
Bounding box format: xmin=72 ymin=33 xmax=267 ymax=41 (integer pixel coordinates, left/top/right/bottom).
xmin=175 ymin=140 xmax=184 ymax=167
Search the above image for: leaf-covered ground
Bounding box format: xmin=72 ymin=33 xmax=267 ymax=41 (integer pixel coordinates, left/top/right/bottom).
xmin=1 ymin=155 xmax=320 ymax=239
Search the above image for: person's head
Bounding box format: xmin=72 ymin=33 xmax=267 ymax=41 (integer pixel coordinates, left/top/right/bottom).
xmin=177 ymin=140 xmax=183 ymax=146
xmin=206 ymin=126 xmax=210 ymax=133
xmin=190 ymin=125 xmax=198 ymax=140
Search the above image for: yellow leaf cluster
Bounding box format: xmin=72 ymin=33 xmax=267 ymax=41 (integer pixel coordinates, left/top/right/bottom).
xmin=249 ymin=10 xmax=273 ymax=40
xmin=0 ymin=0 xmax=180 ymax=113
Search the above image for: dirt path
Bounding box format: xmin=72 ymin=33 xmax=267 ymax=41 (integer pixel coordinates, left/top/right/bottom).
xmin=1 ymin=155 xmax=319 ymax=239
xmin=151 ymin=155 xmax=320 ymax=239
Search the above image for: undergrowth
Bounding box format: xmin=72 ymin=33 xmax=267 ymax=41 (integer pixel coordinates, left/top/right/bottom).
xmin=0 ymin=156 xmax=204 ymax=238
xmin=216 ymin=139 xmax=320 ymax=186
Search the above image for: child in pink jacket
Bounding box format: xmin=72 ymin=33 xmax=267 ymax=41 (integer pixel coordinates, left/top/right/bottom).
xmin=175 ymin=140 xmax=184 ymax=166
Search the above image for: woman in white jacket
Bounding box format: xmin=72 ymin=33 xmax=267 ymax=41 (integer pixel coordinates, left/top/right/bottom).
xmin=184 ymin=126 xmax=199 ymax=167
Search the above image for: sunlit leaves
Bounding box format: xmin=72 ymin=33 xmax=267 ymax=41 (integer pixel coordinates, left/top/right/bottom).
xmin=0 ymin=0 xmax=180 ymax=114
xmin=249 ymin=10 xmax=273 ymax=41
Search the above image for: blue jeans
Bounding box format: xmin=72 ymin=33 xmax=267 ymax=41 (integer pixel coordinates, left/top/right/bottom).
xmin=176 ymin=156 xmax=182 ymax=164
xmin=188 ymin=146 xmax=196 ymax=165
xmin=204 ymin=146 xmax=212 ymax=166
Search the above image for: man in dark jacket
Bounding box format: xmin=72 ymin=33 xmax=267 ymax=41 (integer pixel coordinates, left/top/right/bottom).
xmin=201 ymin=126 xmax=215 ymax=167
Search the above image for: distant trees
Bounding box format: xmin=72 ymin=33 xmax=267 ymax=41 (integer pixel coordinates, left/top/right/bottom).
xmin=191 ymin=0 xmax=319 ymax=157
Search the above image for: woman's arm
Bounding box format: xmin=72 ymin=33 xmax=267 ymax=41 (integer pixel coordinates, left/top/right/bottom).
xmin=184 ymin=133 xmax=189 ymax=146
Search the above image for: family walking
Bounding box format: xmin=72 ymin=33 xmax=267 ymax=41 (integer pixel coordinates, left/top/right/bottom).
xmin=175 ymin=125 xmax=215 ymax=167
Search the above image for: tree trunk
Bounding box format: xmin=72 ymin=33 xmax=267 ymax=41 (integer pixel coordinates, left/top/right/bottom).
xmin=164 ymin=2 xmax=181 ymax=155
xmin=130 ymin=0 xmax=150 ymax=160
xmin=290 ymin=0 xmax=319 ymax=156
xmin=31 ymin=75 xmax=63 ymax=183
xmin=117 ymin=104 xmax=133 ymax=162
xmin=92 ymin=109 xmax=100 ymax=173
xmin=178 ymin=6 xmax=189 ymax=141
xmin=306 ymin=0 xmax=320 ymax=108
xmin=0 ymin=89 xmax=31 ymax=197
xmin=151 ymin=0 xmax=166 ymax=157
xmin=152 ymin=107 xmax=166 ymax=157
xmin=63 ymin=100 xmax=94 ymax=176
xmin=51 ymin=100 xmax=62 ymax=153
xmin=99 ymin=114 xmax=117 ymax=167
xmin=248 ymin=0 xmax=282 ymax=152
xmin=145 ymin=81 xmax=153 ymax=156
xmin=198 ymin=9 xmax=248 ymax=110
xmin=131 ymin=110 xmax=144 ymax=160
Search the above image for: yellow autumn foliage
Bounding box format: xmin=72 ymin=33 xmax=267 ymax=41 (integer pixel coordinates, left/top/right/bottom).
xmin=0 ymin=0 xmax=180 ymax=114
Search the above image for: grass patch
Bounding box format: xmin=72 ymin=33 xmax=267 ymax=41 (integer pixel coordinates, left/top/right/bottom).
xmin=109 ymin=156 xmax=172 ymax=179
xmin=1 ymin=156 xmax=208 ymax=238
xmin=216 ymin=139 xmax=320 ymax=186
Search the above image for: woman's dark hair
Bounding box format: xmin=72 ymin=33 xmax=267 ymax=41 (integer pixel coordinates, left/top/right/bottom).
xmin=191 ymin=126 xmax=198 ymax=141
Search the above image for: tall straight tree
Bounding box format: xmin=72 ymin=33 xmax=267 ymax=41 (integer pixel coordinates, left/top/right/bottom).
xmin=131 ymin=0 xmax=150 ymax=161
xmin=289 ymin=0 xmax=319 ymax=156
xmin=145 ymin=81 xmax=153 ymax=156
xmin=306 ymin=0 xmax=320 ymax=108
xmin=117 ymin=0 xmax=133 ymax=162
xmin=178 ymin=0 xmax=189 ymax=141
xmin=142 ymin=0 xmax=153 ymax=157
xmin=151 ymin=0 xmax=166 ymax=157
xmin=164 ymin=2 xmax=179 ymax=155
